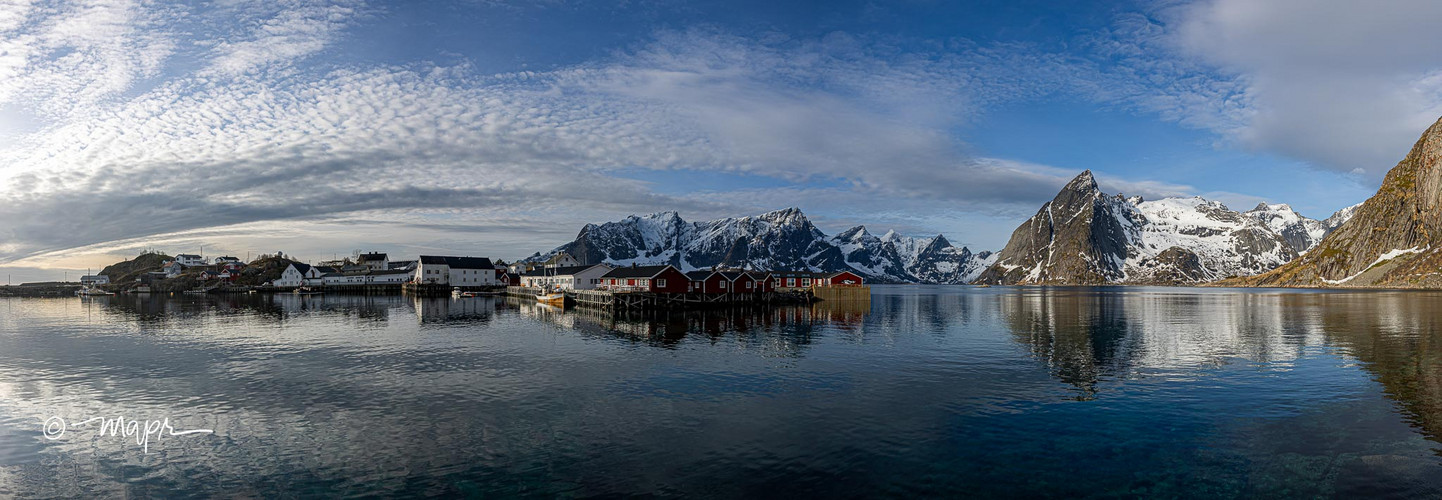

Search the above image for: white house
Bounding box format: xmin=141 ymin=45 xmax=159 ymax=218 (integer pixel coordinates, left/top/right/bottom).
xmin=417 ymin=255 xmax=496 ymax=287
xmin=542 ymin=252 xmax=581 ymax=269
xmin=175 ymin=254 xmax=206 ymax=267
xmin=80 ymin=274 xmax=110 ymax=285
xmin=214 ymin=256 xmax=241 ymax=265
xmin=520 ymin=264 xmax=614 ymax=291
xmin=276 ymin=263 xmax=328 ymax=287
xmin=359 ymin=252 xmax=389 ymax=271
xmin=322 ymin=272 xmax=366 ymax=286
xmin=163 ymin=261 xmax=186 ymax=278
xmin=367 ymin=269 xmax=414 ymax=284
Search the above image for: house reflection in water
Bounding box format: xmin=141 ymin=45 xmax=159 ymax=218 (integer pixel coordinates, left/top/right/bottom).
xmin=507 ymin=297 xmax=871 ymax=353
xmin=410 ymin=296 xmax=499 ymax=323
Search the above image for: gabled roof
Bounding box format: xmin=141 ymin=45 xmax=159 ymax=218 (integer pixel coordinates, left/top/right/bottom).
xmin=359 ymin=252 xmax=388 ymax=260
xmin=521 ymin=264 xmax=609 ymax=277
xmin=602 ymin=265 xmax=675 ymax=279
xmin=718 ymin=271 xmax=751 ymax=281
xmin=685 ymin=270 xmax=718 ymax=280
xmin=315 ymin=266 xmax=338 ymax=274
xmin=176 ymin=254 xmax=202 ymax=259
xmin=291 ymin=262 xmax=313 ymax=274
xmin=419 ymin=255 xmax=495 ymax=269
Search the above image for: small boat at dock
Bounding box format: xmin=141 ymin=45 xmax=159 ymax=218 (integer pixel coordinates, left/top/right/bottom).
xmin=536 ymin=291 xmax=566 ymax=306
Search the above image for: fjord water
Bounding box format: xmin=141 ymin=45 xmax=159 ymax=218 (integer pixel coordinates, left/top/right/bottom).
xmin=2 ymin=287 xmax=1441 ymax=497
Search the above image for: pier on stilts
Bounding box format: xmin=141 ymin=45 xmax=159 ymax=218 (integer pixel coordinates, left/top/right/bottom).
xmin=505 ymin=286 xmax=822 ymax=311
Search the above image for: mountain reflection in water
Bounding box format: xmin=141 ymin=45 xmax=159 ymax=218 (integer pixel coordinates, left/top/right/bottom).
xmin=1 ymin=286 xmax=1440 ymax=497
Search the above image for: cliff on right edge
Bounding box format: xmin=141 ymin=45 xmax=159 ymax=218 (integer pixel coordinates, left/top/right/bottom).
xmin=1241 ymin=116 xmax=1442 ymax=288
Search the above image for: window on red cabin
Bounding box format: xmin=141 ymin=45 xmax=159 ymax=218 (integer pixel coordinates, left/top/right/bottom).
xmin=657 ymin=279 xmax=666 ymax=288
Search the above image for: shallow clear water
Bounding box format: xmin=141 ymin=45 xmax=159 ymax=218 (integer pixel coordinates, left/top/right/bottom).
xmin=2 ymin=286 xmax=1441 ymax=497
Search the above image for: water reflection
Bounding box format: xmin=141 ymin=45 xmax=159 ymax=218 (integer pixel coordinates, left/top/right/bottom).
xmin=3 ymin=287 xmax=1442 ymax=497
xmin=996 ymin=287 xmax=1442 ymax=450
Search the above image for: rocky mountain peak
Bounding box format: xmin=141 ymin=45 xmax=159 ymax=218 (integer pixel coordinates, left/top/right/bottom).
xmin=836 ymin=225 xmax=873 ymax=242
xmin=1065 ymin=170 xmax=1098 ymax=191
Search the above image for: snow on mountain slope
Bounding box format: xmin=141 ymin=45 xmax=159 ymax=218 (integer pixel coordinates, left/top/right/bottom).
xmin=1126 ymin=197 xmax=1298 ymax=282
xmin=978 ymin=171 xmax=1310 ymax=285
xmin=528 ymin=208 xmax=994 ymax=283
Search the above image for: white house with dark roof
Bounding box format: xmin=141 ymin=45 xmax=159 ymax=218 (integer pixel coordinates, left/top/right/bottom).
xmin=520 ymin=264 xmax=614 ymax=291
xmin=276 ymin=263 xmax=328 ymax=287
xmin=175 ymin=254 xmax=206 ymax=267
xmin=359 ymin=252 xmax=389 ymax=271
xmin=417 ymin=256 xmax=496 ymax=286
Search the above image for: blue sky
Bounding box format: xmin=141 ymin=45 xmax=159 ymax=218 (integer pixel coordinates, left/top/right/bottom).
xmin=1 ymin=0 xmax=1439 ymax=282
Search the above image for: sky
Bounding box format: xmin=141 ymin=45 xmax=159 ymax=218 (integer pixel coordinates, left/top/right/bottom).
xmin=2 ymin=0 xmax=1441 ymax=283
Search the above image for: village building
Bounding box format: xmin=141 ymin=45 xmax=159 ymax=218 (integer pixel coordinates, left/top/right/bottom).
xmin=175 ymin=254 xmax=206 ymax=267
xmin=718 ymin=271 xmax=757 ymax=293
xmin=417 ymin=256 xmax=497 ymax=287
xmin=80 ymin=274 xmax=110 ymax=285
xmin=599 ymin=265 xmax=690 ymax=293
xmin=769 ymin=270 xmax=865 ymax=291
xmin=367 ymin=269 xmax=414 ymax=285
xmin=520 ymin=264 xmax=615 ymax=291
xmin=541 ymin=252 xmax=581 ymax=268
xmin=388 ymin=260 xmax=417 ymax=271
xmin=817 ymin=271 xmax=863 ymax=286
xmin=748 ymin=271 xmax=774 ymax=293
xmin=213 ymin=256 xmax=241 ymax=265
xmin=685 ymin=270 xmax=727 ymax=294
xmin=306 ymin=266 xmax=336 ymax=286
xmin=162 ymin=261 xmax=186 ymax=278
xmin=276 ymin=263 xmax=328 ymax=287
xmin=359 ymin=252 xmax=389 ymax=271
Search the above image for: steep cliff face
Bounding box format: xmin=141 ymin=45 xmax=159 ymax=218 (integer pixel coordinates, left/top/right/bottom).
xmin=1244 ymin=117 xmax=1442 ymax=287
xmin=975 ymin=171 xmax=1139 ymax=284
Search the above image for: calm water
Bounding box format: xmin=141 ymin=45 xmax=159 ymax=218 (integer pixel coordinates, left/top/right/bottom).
xmin=2 ymin=286 xmax=1442 ymax=498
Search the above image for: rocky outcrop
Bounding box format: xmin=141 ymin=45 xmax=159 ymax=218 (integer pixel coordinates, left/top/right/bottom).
xmin=1240 ymin=117 xmax=1442 ymax=288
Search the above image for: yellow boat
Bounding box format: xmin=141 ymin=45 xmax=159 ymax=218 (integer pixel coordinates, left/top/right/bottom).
xmin=536 ymin=292 xmax=566 ymax=306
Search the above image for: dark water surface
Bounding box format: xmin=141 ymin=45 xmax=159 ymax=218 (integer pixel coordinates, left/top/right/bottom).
xmin=2 ymin=286 xmax=1442 ymax=498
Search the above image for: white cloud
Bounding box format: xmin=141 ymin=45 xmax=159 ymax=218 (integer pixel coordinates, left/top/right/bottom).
xmin=1084 ymin=0 xmax=1442 ymax=177
xmin=201 ymin=0 xmax=363 ymax=77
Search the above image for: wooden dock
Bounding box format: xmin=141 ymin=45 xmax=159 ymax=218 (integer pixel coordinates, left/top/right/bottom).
xmin=811 ymin=285 xmax=871 ymax=302
xmin=506 ymin=286 xmax=814 ymax=310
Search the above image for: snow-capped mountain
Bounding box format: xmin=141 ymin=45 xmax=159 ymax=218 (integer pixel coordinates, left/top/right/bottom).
xmin=1242 ymin=202 xmax=1357 ymax=254
xmin=527 ymin=208 xmax=994 ymax=283
xmin=977 ymin=171 xmax=1320 ymax=285
xmin=882 ymin=230 xmax=995 ymax=283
